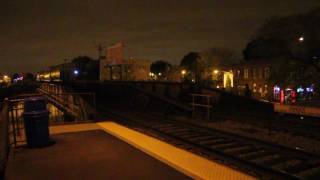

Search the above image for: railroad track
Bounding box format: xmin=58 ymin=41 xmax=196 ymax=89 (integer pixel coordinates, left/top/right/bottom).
xmin=211 ymin=111 xmax=320 ymax=141
xmin=100 ymin=107 xmax=320 ymax=179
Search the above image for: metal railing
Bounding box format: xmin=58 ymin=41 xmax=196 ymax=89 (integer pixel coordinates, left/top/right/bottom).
xmin=0 ymin=99 xmax=9 ymax=178
xmin=190 ymin=93 xmax=213 ymax=119
xmin=37 ymin=84 xmax=96 ymax=121
xmin=8 ymin=98 xmax=26 ymax=146
xmin=39 ymin=89 xmax=95 ymax=121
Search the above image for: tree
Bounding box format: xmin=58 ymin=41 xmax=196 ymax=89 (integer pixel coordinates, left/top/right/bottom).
xmin=180 ymin=52 xmax=201 ymax=82
xmin=71 ymin=56 xmax=98 ymax=80
xmin=243 ymin=38 xmax=289 ymax=60
xmin=243 ymin=7 xmax=320 ymax=89
xmin=199 ymin=47 xmax=239 ymax=82
xmin=200 ymin=47 xmax=239 ymax=68
xmin=150 ymin=60 xmax=172 ymax=78
xmin=24 ymin=73 xmax=35 ymax=81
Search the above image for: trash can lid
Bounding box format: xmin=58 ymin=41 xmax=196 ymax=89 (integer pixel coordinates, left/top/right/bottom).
xmin=24 ymin=96 xmax=46 ymax=102
xmin=23 ymin=110 xmax=50 ymax=115
xmin=24 ymin=96 xmax=48 ymax=112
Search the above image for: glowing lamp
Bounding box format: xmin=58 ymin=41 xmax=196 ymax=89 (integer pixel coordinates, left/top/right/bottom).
xmin=306 ymin=87 xmax=314 ymax=92
xmin=273 ymin=86 xmax=280 ymax=93
xmin=299 ymin=36 xmax=304 ymax=42
xmin=73 ymin=70 xmax=79 ymax=75
xmin=297 ymin=87 xmax=304 ymax=93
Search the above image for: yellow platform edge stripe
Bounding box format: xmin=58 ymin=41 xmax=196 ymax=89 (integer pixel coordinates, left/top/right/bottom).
xmin=50 ymin=123 xmax=101 ymax=135
xmin=98 ymin=121 xmax=256 ymax=180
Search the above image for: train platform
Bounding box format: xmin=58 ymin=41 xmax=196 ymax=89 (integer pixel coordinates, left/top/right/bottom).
xmin=5 ymin=122 xmax=256 ymax=180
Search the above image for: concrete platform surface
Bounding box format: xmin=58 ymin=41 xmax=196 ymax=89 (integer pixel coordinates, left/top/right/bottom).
xmin=5 ymin=129 xmax=190 ymax=180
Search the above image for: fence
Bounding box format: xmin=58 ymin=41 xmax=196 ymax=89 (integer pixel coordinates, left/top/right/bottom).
xmin=8 ymin=98 xmax=26 ymax=146
xmin=190 ymin=94 xmax=213 ymax=119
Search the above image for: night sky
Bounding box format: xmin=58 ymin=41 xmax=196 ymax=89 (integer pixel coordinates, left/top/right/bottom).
xmin=1 ymin=0 xmax=319 ymax=73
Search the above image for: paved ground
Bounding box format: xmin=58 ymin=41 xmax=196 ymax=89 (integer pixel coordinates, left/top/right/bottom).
xmin=5 ymin=129 xmax=190 ymax=180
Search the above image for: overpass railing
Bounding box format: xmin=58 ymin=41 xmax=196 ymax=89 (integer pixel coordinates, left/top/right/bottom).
xmin=38 ymin=84 xmax=96 ymax=121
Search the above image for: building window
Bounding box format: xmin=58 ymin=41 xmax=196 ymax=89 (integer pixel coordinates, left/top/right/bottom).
xmin=258 ymin=69 xmax=263 ymax=79
xmin=237 ymin=70 xmax=241 ymax=78
xmin=264 ymin=84 xmax=268 ymax=94
xmin=264 ymin=67 xmax=270 ymax=79
xmin=244 ymin=69 xmax=249 ymax=79
xmin=253 ymin=68 xmax=256 ymax=79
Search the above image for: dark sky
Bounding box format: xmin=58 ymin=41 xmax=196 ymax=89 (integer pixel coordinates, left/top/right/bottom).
xmin=1 ymin=0 xmax=319 ymax=73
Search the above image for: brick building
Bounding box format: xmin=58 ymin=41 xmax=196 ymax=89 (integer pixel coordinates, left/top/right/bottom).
xmin=99 ymin=42 xmax=151 ymax=81
xmin=232 ymin=60 xmax=272 ymax=99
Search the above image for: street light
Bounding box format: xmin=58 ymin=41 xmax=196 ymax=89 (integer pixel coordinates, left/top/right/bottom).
xmin=73 ymin=70 xmax=79 ymax=75
xmin=299 ymin=36 xmax=304 ymax=42
xmin=181 ymin=70 xmax=186 ymax=75
xmin=212 ymin=69 xmax=234 ymax=88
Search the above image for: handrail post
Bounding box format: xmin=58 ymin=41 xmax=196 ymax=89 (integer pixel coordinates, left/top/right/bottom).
xmin=92 ymin=93 xmax=96 ymax=109
xmin=192 ymin=94 xmax=195 ymax=118
xmin=1 ymin=98 xmax=10 ymax=179
xmin=207 ymin=96 xmax=210 ymax=120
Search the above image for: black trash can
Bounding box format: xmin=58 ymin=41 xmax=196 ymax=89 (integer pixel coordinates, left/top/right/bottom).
xmin=23 ymin=96 xmax=50 ymax=148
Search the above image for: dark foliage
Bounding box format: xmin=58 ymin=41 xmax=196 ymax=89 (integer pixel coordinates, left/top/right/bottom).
xmin=71 ymin=56 xmax=99 ymax=80
xmin=150 ymin=60 xmax=172 ymax=75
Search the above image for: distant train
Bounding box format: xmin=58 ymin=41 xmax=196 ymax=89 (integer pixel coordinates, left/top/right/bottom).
xmin=37 ymin=70 xmax=62 ymax=82
xmin=37 ymin=60 xmax=99 ymax=82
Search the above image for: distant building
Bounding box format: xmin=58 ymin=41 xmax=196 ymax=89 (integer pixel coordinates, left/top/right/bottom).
xmin=126 ymin=58 xmax=151 ymax=81
xmin=232 ymin=58 xmax=316 ymax=103
xmin=100 ymin=42 xmax=151 ymax=81
xmin=232 ymin=60 xmax=272 ymax=99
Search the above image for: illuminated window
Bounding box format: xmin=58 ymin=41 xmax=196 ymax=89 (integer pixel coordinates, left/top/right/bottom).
xmin=244 ymin=69 xmax=249 ymax=79
xmin=237 ymin=70 xmax=241 ymax=78
xmin=265 ymin=84 xmax=268 ymax=93
xmin=264 ymin=67 xmax=270 ymax=79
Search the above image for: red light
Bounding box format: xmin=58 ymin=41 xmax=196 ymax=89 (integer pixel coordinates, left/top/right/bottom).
xmin=291 ymin=90 xmax=296 ymax=103
xmin=280 ymin=90 xmax=284 ymax=103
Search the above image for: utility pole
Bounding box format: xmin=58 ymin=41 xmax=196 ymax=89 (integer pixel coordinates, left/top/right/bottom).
xmin=96 ymin=43 xmax=105 ymax=61
xmin=96 ymin=43 xmax=105 ymax=81
xmin=63 ymin=58 xmax=67 ymax=81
